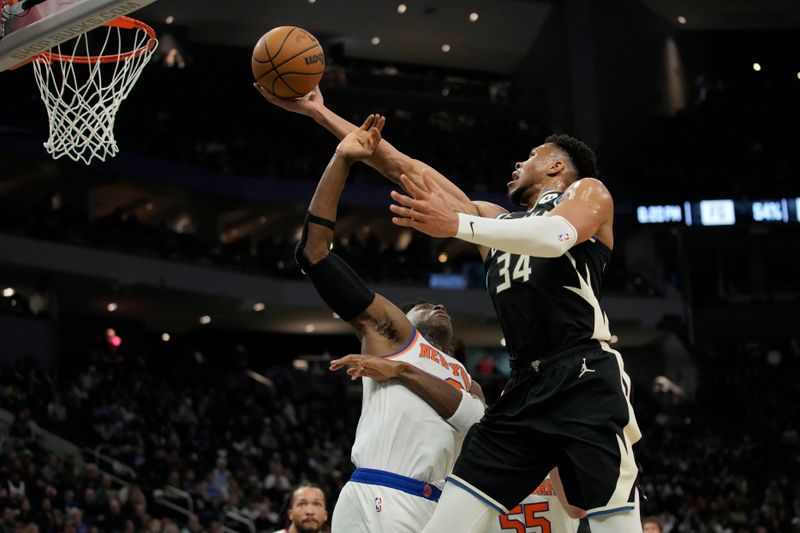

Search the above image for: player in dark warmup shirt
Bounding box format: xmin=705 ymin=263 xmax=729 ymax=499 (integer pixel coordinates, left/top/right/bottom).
xmin=256 ymin=85 xmax=642 ymax=533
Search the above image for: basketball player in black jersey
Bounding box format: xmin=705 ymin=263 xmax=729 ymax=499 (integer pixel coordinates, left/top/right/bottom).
xmin=257 ymin=85 xmax=642 ymax=533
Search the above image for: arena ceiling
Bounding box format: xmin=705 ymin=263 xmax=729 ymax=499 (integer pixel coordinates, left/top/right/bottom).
xmin=640 ymin=0 xmax=800 ymax=30
xmin=136 ymin=0 xmax=800 ymax=75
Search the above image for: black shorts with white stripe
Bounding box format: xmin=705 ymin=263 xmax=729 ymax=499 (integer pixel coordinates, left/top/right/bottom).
xmin=450 ymin=340 xmax=642 ymax=517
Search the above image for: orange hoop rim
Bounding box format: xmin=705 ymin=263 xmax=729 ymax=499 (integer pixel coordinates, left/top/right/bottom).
xmin=35 ymin=16 xmax=157 ymax=65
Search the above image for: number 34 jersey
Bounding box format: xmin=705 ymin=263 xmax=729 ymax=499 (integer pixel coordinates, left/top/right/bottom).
xmin=493 ymin=476 xmax=579 ymax=533
xmin=484 ymin=191 xmax=612 ymax=370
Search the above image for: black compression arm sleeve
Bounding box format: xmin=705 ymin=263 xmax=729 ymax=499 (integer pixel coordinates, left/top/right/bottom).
xmin=305 ymin=253 xmax=376 ymax=322
xmin=294 ymin=211 xmax=375 ymax=322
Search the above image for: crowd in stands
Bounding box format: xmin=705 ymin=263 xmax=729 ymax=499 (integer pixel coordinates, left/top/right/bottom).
xmin=635 ymin=339 xmax=800 ymax=532
xmin=0 ymin=319 xmax=797 ymax=532
xmin=0 ymin=329 xmax=361 ymax=532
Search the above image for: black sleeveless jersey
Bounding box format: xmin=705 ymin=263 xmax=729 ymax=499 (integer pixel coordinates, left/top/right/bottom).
xmin=484 ymin=191 xmax=612 ymax=370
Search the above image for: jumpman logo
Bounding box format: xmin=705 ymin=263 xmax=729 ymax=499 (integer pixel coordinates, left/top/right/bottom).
xmin=579 ymin=358 xmax=595 ymax=378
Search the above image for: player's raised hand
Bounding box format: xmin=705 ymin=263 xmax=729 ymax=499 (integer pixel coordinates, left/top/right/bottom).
xmin=335 ymin=114 xmax=385 ymax=163
xmin=330 ymin=354 xmax=403 ymax=382
xmin=253 ymin=83 xmax=325 ymax=117
xmin=390 ymin=172 xmax=459 ymax=238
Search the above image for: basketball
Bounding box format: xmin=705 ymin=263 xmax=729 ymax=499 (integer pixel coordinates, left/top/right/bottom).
xmin=252 ymin=26 xmax=325 ymax=100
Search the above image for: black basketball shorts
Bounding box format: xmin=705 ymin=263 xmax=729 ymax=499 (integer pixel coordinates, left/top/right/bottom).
xmin=448 ymin=341 xmax=642 ymax=517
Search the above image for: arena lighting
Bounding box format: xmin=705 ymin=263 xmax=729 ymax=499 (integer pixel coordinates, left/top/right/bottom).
xmin=469 ymin=12 xmax=479 ymax=22
xmin=107 ymin=302 xmax=118 ymax=312
xmin=161 ymin=333 xmax=170 ymax=342
xmin=253 ymin=302 xmax=265 ymax=312
xmin=441 ymin=44 xmax=451 ymax=53
xmin=2 ymin=287 xmax=14 ymax=297
xmin=371 ymin=36 xmax=380 ymax=45
xmin=165 ymin=15 xmax=174 ymax=24
xmin=753 ymin=63 xmax=762 ymax=72
xmin=247 ymin=370 xmax=275 ymax=389
xmin=397 ymin=3 xmax=407 ymax=14
xmin=438 ymin=252 xmax=448 ymax=263
xmin=199 ymin=315 xmax=211 ymax=325
xmin=304 ymin=324 xmax=316 ymax=333
xmin=676 ymin=16 xmax=686 ymax=24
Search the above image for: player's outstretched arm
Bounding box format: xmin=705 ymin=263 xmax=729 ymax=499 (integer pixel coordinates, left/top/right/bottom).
xmin=330 ymin=354 xmax=485 ymax=432
xmin=297 ymin=115 xmax=419 ymax=355
xmin=254 ymin=84 xmax=479 ymax=215
xmin=390 ymin=174 xmax=611 ymax=257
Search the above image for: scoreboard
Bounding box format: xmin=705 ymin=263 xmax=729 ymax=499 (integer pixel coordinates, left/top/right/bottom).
xmin=636 ymin=199 xmax=799 ymax=226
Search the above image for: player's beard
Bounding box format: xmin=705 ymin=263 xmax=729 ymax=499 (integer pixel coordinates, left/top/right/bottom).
xmin=508 ymin=180 xmax=531 ymax=207
xmin=294 ymin=518 xmax=321 ymax=533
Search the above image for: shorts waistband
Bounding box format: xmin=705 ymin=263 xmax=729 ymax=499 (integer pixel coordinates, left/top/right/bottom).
xmin=350 ymin=468 xmax=442 ymax=502
xmin=512 ymin=340 xmax=602 ymax=377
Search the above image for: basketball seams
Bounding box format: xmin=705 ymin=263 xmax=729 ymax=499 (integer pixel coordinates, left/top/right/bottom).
xmin=273 ymin=77 xmax=303 ymax=98
xmin=254 ymin=43 xmax=324 ymax=86
xmin=262 ymin=26 xmax=290 ymax=78
xmin=270 ymin=26 xmax=297 ymax=62
xmin=271 ymin=43 xmax=323 ymax=72
xmin=252 ymin=26 xmax=324 ymax=99
xmin=256 ymin=43 xmax=325 ymax=81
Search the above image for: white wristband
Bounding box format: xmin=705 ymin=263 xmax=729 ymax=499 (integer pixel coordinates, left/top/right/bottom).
xmin=455 ymin=213 xmax=578 ymax=258
xmin=446 ymin=390 xmax=486 ymax=434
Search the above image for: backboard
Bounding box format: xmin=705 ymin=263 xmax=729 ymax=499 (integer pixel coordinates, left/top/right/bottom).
xmin=0 ymin=0 xmax=157 ymax=71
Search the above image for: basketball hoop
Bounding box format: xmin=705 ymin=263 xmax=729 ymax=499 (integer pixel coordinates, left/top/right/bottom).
xmin=30 ymin=17 xmax=158 ymax=165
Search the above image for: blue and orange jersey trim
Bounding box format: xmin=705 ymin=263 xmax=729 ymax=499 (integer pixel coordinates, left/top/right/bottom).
xmin=381 ymin=328 xmax=419 ymax=359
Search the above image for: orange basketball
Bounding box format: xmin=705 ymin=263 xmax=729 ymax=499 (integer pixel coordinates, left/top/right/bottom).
xmin=252 ymin=26 xmax=325 ymax=99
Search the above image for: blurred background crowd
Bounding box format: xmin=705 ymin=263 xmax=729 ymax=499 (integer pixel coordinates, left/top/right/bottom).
xmin=1 ymin=0 xmax=799 ymax=531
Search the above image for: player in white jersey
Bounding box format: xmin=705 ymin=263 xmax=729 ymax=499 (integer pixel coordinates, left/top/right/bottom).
xmin=294 ymin=115 xmax=486 ymax=533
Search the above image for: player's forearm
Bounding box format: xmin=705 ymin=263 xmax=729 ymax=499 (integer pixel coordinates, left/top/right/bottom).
xmin=454 ymin=213 xmax=578 ymax=258
xmin=298 ymin=152 xmax=376 ymax=324
xmin=311 ymin=104 xmax=354 ymax=140
xmin=312 ymin=106 xmax=412 ymax=182
xmin=312 ymin=106 xmax=473 ymax=206
xmin=308 ymin=153 xmax=352 ymax=225
xmin=395 ymin=362 xmax=463 ymax=418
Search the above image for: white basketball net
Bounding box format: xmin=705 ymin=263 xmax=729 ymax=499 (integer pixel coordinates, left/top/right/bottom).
xmin=31 ymin=23 xmax=157 ymax=165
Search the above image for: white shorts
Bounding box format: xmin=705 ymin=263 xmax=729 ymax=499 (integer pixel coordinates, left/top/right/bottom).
xmin=331 ymin=480 xmax=437 ymax=533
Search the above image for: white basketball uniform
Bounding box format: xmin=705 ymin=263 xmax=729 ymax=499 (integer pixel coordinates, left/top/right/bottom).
xmin=331 ymin=328 xmax=473 ymax=533
xmin=493 ymin=476 xmax=580 ymax=533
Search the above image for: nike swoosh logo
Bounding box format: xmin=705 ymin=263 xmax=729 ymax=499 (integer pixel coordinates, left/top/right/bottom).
xmin=469 ymin=221 xmax=475 ymax=238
